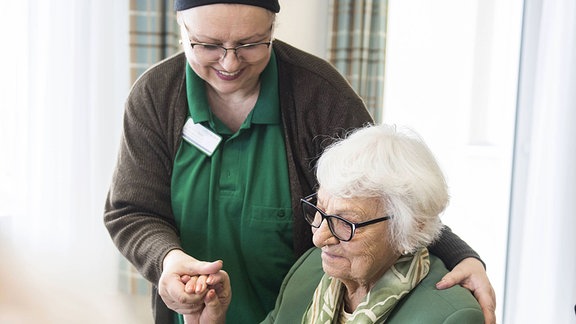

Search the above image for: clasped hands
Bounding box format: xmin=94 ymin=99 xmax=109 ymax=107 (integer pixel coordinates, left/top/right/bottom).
xmin=158 ymin=249 xmax=231 ymax=324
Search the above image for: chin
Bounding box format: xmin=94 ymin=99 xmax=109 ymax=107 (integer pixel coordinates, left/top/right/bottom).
xmin=322 ymin=262 xmax=346 ymax=279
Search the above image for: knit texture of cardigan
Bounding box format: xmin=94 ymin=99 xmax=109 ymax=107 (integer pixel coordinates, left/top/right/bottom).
xmin=104 ymin=40 xmax=480 ymax=323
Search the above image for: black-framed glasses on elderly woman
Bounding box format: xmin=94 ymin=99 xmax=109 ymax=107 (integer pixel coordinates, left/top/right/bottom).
xmin=300 ymin=193 xmax=392 ymax=242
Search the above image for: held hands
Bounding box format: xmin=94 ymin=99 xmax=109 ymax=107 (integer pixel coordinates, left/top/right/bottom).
xmin=181 ymin=272 xmax=231 ymax=324
xmin=436 ymin=257 xmax=497 ymax=324
xmin=158 ymin=249 xmax=229 ymax=315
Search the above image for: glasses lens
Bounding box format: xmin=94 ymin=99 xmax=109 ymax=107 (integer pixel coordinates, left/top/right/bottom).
xmin=192 ymin=44 xmax=223 ymax=62
xmin=236 ymin=43 xmax=270 ymax=62
xmin=327 ymin=217 xmax=353 ymax=241
xmin=302 ymin=201 xmax=322 ymax=227
xmin=301 ymin=196 xmax=354 ymax=241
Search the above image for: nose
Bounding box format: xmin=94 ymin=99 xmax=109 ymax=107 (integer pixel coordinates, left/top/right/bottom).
xmin=312 ymin=218 xmax=338 ymax=247
xmin=219 ymin=49 xmax=241 ymax=70
xmin=221 ymin=48 xmax=238 ymax=60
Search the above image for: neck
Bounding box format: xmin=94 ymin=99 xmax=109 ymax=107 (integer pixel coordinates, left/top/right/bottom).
xmin=206 ymin=82 xmax=260 ymax=132
xmin=341 ymin=253 xmax=401 ymax=312
xmin=343 ymin=286 xmax=370 ymax=312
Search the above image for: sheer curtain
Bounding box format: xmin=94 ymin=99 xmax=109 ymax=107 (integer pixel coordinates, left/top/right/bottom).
xmin=15 ymin=0 xmax=128 ymax=252
xmin=0 ymin=1 xmax=152 ymax=322
xmin=505 ymin=0 xmax=576 ymax=322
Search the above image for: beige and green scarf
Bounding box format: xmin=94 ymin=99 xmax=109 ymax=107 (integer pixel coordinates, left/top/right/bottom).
xmin=302 ymin=248 xmax=430 ymax=324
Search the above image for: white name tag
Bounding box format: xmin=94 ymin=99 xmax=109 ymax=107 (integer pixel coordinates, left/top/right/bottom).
xmin=182 ymin=117 xmax=222 ymax=156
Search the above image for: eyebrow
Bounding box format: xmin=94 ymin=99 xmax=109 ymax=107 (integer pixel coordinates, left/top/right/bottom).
xmin=317 ymin=200 xmax=363 ymax=221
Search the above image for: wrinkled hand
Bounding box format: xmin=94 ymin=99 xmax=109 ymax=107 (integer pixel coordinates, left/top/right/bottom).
xmin=158 ymin=249 xmax=223 ymax=314
xmin=436 ymin=257 xmax=497 ymax=324
xmin=181 ymin=271 xmax=231 ymax=324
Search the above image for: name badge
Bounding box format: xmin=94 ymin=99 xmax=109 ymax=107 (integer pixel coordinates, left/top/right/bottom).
xmin=182 ymin=117 xmax=222 ymax=156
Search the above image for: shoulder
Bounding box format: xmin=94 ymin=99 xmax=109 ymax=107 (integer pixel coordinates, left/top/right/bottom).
xmin=125 ymin=52 xmax=188 ymax=115
xmin=123 ymin=52 xmax=188 ymax=153
xmin=387 ymin=255 xmax=485 ymax=323
xmin=277 ymin=247 xmax=322 ymax=301
xmin=272 ymin=40 xmax=332 ymax=72
xmin=129 ymin=52 xmax=187 ymax=101
xmin=272 ymin=40 xmax=373 ymax=145
xmin=261 ymin=248 xmax=322 ymax=324
xmin=272 ymin=40 xmax=360 ymax=97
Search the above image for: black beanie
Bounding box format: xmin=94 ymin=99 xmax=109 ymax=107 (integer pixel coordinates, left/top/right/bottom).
xmin=174 ymin=0 xmax=280 ymax=13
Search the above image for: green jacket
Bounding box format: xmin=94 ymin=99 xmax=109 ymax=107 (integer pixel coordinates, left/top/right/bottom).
xmin=262 ymin=248 xmax=484 ymax=324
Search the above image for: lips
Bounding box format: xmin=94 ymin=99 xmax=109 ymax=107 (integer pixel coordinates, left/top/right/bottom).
xmin=216 ymin=68 xmax=242 ymax=81
xmin=321 ymin=249 xmax=342 ymax=260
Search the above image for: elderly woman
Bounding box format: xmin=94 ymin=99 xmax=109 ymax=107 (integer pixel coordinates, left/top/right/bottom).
xmin=185 ymin=124 xmax=485 ymax=323
xmin=104 ymin=0 xmax=495 ymax=322
xmin=267 ymin=124 xmax=485 ymax=323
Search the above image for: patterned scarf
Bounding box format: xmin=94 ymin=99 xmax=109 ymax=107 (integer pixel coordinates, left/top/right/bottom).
xmin=302 ymin=248 xmax=430 ymax=324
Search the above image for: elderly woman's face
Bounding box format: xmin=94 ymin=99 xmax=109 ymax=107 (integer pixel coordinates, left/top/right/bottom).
xmin=312 ymin=190 xmax=400 ymax=286
xmin=178 ymin=4 xmax=274 ymax=96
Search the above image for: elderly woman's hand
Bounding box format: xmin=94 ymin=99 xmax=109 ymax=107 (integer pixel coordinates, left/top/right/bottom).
xmin=435 ymin=257 xmax=497 ymax=324
xmin=181 ymin=271 xmax=231 ymax=324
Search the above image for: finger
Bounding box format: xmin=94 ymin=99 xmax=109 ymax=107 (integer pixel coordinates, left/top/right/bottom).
xmin=204 ymin=288 xmax=220 ymax=306
xmin=185 ymin=276 xmax=198 ymax=294
xmin=196 ymin=274 xmax=210 ymax=293
xmin=206 ymin=271 xmax=227 ymax=286
xmin=185 ymin=260 xmax=223 ymax=276
xmin=474 ymin=287 xmax=497 ymax=324
xmin=435 ymin=268 xmax=465 ymax=290
xmin=181 ymin=274 xmax=192 ymax=284
xmin=481 ymin=305 xmax=497 ymax=324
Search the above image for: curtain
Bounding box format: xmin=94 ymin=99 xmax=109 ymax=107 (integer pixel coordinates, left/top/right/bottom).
xmin=0 ymin=0 xmax=140 ymax=321
xmin=328 ymin=0 xmax=387 ymax=122
xmin=129 ymin=0 xmax=180 ymax=81
xmin=0 ymin=0 xmax=128 ymax=273
xmin=505 ymin=0 xmax=576 ymax=322
xmin=119 ymin=0 xmax=181 ymax=295
xmin=0 ymin=0 xmax=181 ymax=310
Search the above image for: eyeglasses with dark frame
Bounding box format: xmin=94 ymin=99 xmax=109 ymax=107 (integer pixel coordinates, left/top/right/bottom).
xmin=188 ymin=41 xmax=274 ymax=63
xmin=181 ymin=21 xmax=274 ymax=63
xmin=300 ymin=193 xmax=393 ymax=242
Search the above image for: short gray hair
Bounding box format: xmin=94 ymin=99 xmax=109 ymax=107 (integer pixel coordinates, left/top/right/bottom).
xmin=316 ymin=124 xmax=448 ymax=253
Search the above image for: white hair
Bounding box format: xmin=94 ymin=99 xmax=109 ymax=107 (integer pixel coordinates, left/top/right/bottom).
xmin=315 ymin=124 xmax=448 ymax=253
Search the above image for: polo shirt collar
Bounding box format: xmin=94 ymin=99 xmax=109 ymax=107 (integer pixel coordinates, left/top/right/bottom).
xmin=185 ymin=50 xmax=280 ymax=128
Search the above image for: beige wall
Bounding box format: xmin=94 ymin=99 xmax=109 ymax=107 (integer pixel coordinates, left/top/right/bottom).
xmin=275 ymin=0 xmax=330 ymax=59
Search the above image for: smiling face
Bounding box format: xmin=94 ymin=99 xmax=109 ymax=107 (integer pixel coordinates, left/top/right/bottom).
xmin=312 ymin=189 xmax=401 ymax=289
xmin=178 ymin=4 xmax=274 ymax=97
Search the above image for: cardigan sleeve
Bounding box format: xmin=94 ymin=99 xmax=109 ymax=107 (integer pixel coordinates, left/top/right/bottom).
xmin=428 ymin=226 xmax=484 ymax=270
xmin=103 ymin=54 xmax=188 ymax=285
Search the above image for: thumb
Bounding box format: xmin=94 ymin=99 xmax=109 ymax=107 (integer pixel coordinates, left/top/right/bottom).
xmin=187 ymin=259 xmax=223 ymax=276
xmin=436 ymin=268 xmax=465 ymax=290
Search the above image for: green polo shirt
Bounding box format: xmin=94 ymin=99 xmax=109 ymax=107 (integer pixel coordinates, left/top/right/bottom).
xmin=171 ymin=51 xmax=294 ymax=324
